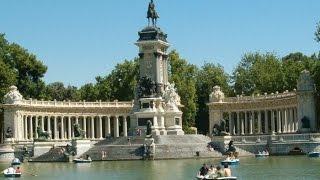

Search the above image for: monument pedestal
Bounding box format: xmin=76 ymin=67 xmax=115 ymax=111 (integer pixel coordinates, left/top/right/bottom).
xmin=71 ymin=139 xmax=91 ymax=157
xmin=33 ymin=141 xmax=55 ymax=158
xmin=0 ymin=143 xmax=15 ymax=163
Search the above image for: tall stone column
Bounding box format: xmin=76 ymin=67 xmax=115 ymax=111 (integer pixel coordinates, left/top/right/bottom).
xmin=114 ymin=116 xmax=119 ymax=138
xmin=54 ymin=116 xmax=58 ymax=140
xmin=264 ymin=110 xmax=268 ymax=134
xmin=99 ymin=116 xmax=103 ymax=139
xmin=228 ymin=112 xmax=232 ymax=134
xmin=277 ymin=109 xmax=282 ymax=133
xmin=271 ymin=110 xmax=275 ymax=134
xmin=287 ymin=108 xmax=292 ymax=132
xmin=294 ymin=107 xmax=298 ymax=132
xmin=249 ymin=111 xmax=253 ymax=134
xmin=244 ymin=111 xmax=248 ymax=135
xmin=236 ymin=112 xmax=240 ymax=135
xmin=40 ymin=116 xmax=44 ymax=131
xmin=257 ymin=111 xmax=261 ymax=134
xmin=29 ymin=116 xmax=33 ymax=140
xmin=24 ymin=116 xmax=28 ymax=140
xmin=106 ymin=116 xmax=111 ymax=136
xmin=35 ymin=116 xmax=39 ymax=139
xmin=83 ymin=116 xmax=87 ymax=138
xmin=47 ymin=116 xmax=51 ymax=135
xmin=283 ymin=109 xmax=288 ymax=133
xmin=123 ymin=116 xmax=128 ymax=137
xmin=68 ymin=116 xmax=72 ymax=139
xmin=91 ymin=116 xmax=95 ymax=139
xmin=241 ymin=112 xmax=245 ymax=135
xmin=60 ymin=116 xmax=65 ymax=139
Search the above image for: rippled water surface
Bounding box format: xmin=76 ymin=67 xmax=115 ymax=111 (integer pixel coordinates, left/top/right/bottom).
xmin=0 ymin=156 xmax=319 ymax=180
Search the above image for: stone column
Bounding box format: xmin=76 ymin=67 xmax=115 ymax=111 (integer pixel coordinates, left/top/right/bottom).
xmin=99 ymin=116 xmax=103 ymax=139
xmin=47 ymin=116 xmax=51 ymax=134
xmin=40 ymin=116 xmax=44 ymax=131
xmin=60 ymin=116 xmax=65 ymax=139
xmin=68 ymin=116 xmax=72 ymax=139
xmin=283 ymin=109 xmax=288 ymax=133
xmin=123 ymin=116 xmax=128 ymax=137
xmin=228 ymin=112 xmax=232 ymax=134
xmin=76 ymin=116 xmax=79 ymax=124
xmin=287 ymin=108 xmax=292 ymax=132
xmin=244 ymin=111 xmax=248 ymax=135
xmin=241 ymin=112 xmax=245 ymax=135
xmin=91 ymin=116 xmax=95 ymax=139
xmin=264 ymin=110 xmax=268 ymax=134
xmin=29 ymin=116 xmax=33 ymax=140
xmin=83 ymin=116 xmax=87 ymax=138
xmin=35 ymin=116 xmax=39 ymax=139
xmin=277 ymin=109 xmax=282 ymax=133
xmin=114 ymin=116 xmax=119 ymax=138
xmin=257 ymin=111 xmax=261 ymax=134
xmin=236 ymin=112 xmax=240 ymax=135
xmin=249 ymin=111 xmax=253 ymax=134
xmin=106 ymin=116 xmax=111 ymax=137
xmin=24 ymin=116 xmax=28 ymax=140
xmin=294 ymin=107 xmax=298 ymax=132
xmin=271 ymin=110 xmax=275 ymax=134
xmin=54 ymin=116 xmax=58 ymax=140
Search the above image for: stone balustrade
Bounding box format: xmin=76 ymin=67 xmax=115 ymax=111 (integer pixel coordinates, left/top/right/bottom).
xmin=230 ymin=133 xmax=320 ymax=143
xmin=223 ymin=91 xmax=296 ymax=103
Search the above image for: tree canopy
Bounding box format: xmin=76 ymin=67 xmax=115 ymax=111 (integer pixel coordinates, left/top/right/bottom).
xmin=315 ymin=21 xmax=320 ymax=43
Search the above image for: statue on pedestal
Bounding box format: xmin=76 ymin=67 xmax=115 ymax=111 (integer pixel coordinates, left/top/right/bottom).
xmin=5 ymin=127 xmax=13 ymax=138
xmin=147 ymin=0 xmax=159 ymax=26
xmin=212 ymin=119 xmax=229 ymax=136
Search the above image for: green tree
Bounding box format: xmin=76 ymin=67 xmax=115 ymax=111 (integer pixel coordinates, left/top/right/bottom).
xmin=79 ymin=83 xmax=99 ymax=101
xmin=315 ymin=21 xmax=320 ymax=43
xmin=233 ymin=52 xmax=285 ymax=95
xmin=0 ymin=34 xmax=47 ymax=100
xmin=96 ymin=59 xmax=138 ymax=101
xmin=196 ymin=62 xmax=230 ymax=134
xmin=0 ymin=59 xmax=17 ymax=102
xmin=45 ymin=82 xmax=80 ymax=101
xmin=168 ymin=51 xmax=198 ymax=131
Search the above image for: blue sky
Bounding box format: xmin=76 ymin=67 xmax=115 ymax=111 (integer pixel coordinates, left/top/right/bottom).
xmin=1 ymin=0 xmax=319 ymax=87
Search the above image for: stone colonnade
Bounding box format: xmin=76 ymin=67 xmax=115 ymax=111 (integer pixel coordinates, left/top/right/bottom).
xmin=21 ymin=114 xmax=130 ymax=140
xmin=224 ymin=107 xmax=298 ymax=135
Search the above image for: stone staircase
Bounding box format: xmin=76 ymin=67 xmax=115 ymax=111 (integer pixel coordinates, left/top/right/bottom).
xmin=85 ymin=145 xmax=144 ymax=161
xmin=30 ymin=147 xmax=68 ymax=162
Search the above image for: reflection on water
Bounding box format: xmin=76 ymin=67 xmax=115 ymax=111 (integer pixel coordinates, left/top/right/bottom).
xmin=0 ymin=156 xmax=319 ymax=180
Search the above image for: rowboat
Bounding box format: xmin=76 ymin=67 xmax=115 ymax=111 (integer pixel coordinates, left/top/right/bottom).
xmin=73 ymin=158 xmax=92 ymax=163
xmin=3 ymin=168 xmax=22 ymax=178
xmin=308 ymin=152 xmax=320 ymax=157
xmin=196 ymin=175 xmax=237 ymax=180
xmin=255 ymin=151 xmax=269 ymax=157
xmin=220 ymin=159 xmax=239 ymax=165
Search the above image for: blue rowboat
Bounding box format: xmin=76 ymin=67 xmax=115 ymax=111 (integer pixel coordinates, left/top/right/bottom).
xmin=220 ymin=159 xmax=239 ymax=165
xmin=308 ymin=152 xmax=320 ymax=158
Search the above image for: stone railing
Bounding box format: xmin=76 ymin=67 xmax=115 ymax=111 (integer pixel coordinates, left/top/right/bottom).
xmin=222 ymin=91 xmax=296 ymax=103
xmin=230 ymin=133 xmax=320 ymax=143
xmin=16 ymin=99 xmax=134 ymax=108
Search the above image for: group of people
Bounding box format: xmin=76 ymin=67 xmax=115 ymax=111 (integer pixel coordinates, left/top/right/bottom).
xmin=6 ymin=166 xmax=21 ymax=174
xmin=198 ymin=163 xmax=232 ymax=179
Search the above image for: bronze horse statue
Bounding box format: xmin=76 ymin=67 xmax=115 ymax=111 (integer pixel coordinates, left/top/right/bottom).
xmin=147 ymin=0 xmax=159 ymax=26
xmin=74 ymin=123 xmax=86 ymax=138
xmin=36 ymin=126 xmax=51 ymax=140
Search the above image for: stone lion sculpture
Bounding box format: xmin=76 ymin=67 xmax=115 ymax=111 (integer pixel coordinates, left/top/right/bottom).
xmin=36 ymin=126 xmax=51 ymax=140
xmin=73 ymin=123 xmax=86 ymax=138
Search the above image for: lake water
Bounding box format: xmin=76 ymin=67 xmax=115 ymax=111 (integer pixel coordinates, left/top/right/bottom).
xmin=0 ymin=156 xmax=319 ymax=180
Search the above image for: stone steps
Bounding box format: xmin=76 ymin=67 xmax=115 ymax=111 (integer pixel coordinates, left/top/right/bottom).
xmin=30 ymin=147 xmax=68 ymax=162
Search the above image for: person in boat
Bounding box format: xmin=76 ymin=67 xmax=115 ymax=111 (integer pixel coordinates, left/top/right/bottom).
xmin=7 ymin=166 xmax=15 ymax=174
xmin=223 ymin=164 xmax=232 ymax=177
xmin=86 ymin=154 xmax=91 ymax=161
xmin=15 ymin=167 xmax=21 ymax=173
xmin=216 ymin=165 xmax=224 ymax=177
xmin=206 ymin=165 xmax=217 ymax=179
xmin=199 ymin=163 xmax=209 ymax=176
xmin=225 ymin=155 xmax=231 ymax=161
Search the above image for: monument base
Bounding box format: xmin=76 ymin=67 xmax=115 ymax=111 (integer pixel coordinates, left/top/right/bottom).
xmin=166 ymin=125 xmax=184 ymax=135
xmin=0 ymin=144 xmax=15 ymax=163
xmin=33 ymin=141 xmax=55 ymax=158
xmin=71 ymin=139 xmax=91 ymax=157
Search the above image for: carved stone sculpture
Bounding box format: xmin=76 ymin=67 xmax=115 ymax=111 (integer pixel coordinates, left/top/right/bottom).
xmin=163 ymin=82 xmax=181 ymax=107
xmin=209 ymin=86 xmax=225 ymax=103
xmin=5 ymin=127 xmax=13 ymax=138
xmin=74 ymin=123 xmax=86 ymax=138
xmin=3 ymin=86 xmax=23 ymax=104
